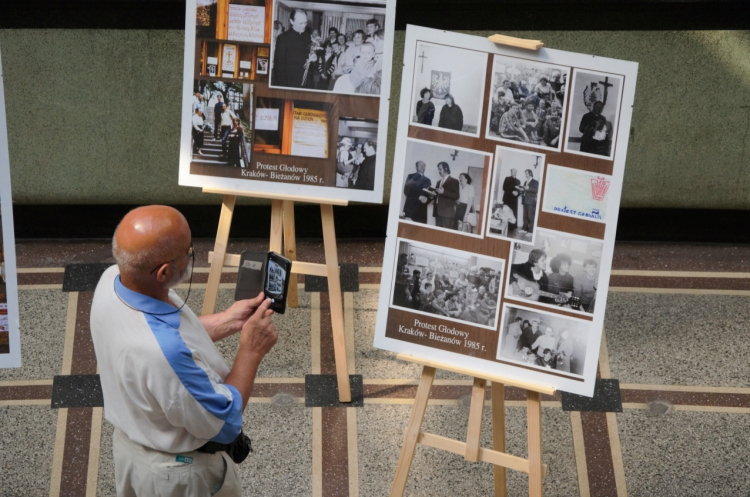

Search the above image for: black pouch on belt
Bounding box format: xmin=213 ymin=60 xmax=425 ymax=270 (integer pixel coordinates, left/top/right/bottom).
xmin=197 ymin=431 xmax=253 ymax=464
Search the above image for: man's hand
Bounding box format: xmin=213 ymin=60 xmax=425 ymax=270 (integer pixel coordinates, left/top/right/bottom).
xmin=239 ymin=297 xmax=278 ymax=358
xmin=223 ymin=292 xmax=267 ymax=334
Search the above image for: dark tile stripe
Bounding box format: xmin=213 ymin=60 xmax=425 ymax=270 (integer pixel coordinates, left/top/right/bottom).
xmin=622 ymin=389 xmax=750 ymax=408
xmin=358 ymin=272 xmax=382 ymax=284
xmin=580 ymin=411 xmax=618 ymax=497
xmin=17 ymin=273 xmax=65 ymax=285
xmin=612 ymin=243 xmax=750 ymax=272
xmin=71 ymin=293 xmax=97 ymax=376
xmin=0 ymin=385 xmax=53 ymax=401
xmin=610 ymin=275 xmax=750 ymax=290
xmin=316 ymin=292 xmax=351 ymax=496
xmin=60 ymin=407 xmax=93 ymax=497
xmin=321 ymin=407 xmax=349 ymax=497
xmin=51 ymin=375 xmax=104 ymax=409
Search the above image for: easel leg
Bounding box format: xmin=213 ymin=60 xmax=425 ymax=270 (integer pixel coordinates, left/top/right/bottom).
xmin=527 ymin=390 xmax=543 ymax=497
xmin=465 ymin=377 xmax=487 ymax=462
xmin=282 ymin=200 xmax=299 ymax=308
xmin=390 ymin=366 xmax=436 ymax=497
xmin=202 ymin=195 xmax=236 ymax=316
xmin=492 ymin=382 xmax=507 ymax=497
xmin=269 ymin=200 xmax=283 ymax=253
xmin=320 ymin=204 xmax=351 ymax=403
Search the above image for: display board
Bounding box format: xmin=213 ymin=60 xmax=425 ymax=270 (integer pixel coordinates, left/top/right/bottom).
xmin=180 ymin=0 xmax=396 ymax=203
xmin=0 ymin=49 xmax=21 ymax=368
xmin=373 ymin=26 xmax=638 ymax=396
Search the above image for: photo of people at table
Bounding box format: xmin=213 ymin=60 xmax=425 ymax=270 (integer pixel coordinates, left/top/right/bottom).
xmin=390 ymin=239 xmax=505 ymax=330
xmin=486 ymin=146 xmax=545 ymax=244
xmin=398 ymin=139 xmax=491 ymax=237
xmin=497 ymin=304 xmax=589 ymax=376
xmin=504 ymin=228 xmax=603 ymax=315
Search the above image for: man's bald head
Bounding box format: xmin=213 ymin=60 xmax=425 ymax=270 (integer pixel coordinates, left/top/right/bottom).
xmin=113 ymin=206 xmax=191 ymax=278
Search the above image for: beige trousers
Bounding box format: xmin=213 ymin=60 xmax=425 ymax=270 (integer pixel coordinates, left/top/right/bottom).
xmin=113 ymin=428 xmax=241 ymax=497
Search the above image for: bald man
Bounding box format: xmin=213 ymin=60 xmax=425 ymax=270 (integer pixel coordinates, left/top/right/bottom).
xmin=90 ymin=205 xmax=277 ymax=497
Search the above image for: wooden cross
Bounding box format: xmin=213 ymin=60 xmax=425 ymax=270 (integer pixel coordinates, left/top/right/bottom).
xmin=418 ymin=51 xmax=428 ymax=73
xmin=451 ymin=149 xmax=459 ymax=161
xmin=599 ymin=76 xmax=614 ymax=106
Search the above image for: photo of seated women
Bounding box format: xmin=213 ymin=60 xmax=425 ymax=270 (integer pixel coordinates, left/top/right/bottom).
xmin=505 ymin=228 xmax=603 ymax=315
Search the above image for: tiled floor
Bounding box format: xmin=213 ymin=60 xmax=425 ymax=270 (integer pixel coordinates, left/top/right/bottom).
xmin=2 ymin=239 xmax=750 ymax=496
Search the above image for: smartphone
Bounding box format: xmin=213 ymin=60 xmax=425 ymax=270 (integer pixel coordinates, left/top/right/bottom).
xmin=264 ymin=251 xmax=292 ymax=314
xmin=235 ymin=251 xmax=267 ymax=301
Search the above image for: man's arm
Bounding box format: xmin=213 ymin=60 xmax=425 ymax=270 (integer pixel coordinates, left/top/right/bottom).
xmin=224 ymin=298 xmax=277 ymax=410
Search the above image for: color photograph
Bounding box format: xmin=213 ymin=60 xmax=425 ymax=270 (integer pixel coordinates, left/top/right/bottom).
xmin=253 ymin=97 xmax=332 ymax=159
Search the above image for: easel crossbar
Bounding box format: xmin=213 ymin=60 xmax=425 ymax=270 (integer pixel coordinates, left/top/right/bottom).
xmin=417 ymin=432 xmax=549 ymax=476
xmin=208 ymin=251 xmax=328 ymax=276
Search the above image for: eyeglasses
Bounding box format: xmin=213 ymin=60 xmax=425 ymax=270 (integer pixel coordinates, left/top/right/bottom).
xmin=150 ymin=244 xmax=194 ymax=275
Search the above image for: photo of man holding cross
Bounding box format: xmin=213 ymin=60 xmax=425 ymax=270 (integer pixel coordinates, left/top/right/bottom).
xmin=564 ymin=69 xmax=624 ymax=160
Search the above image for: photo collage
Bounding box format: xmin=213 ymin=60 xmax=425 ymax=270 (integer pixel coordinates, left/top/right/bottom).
xmin=184 ymin=0 xmax=392 ymax=201
xmin=380 ymin=30 xmax=633 ymax=392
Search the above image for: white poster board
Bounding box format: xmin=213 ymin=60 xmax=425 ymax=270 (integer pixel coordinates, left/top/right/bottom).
xmin=179 ymin=0 xmax=396 ymax=203
xmin=0 ymin=49 xmax=21 ymax=368
xmin=373 ymin=26 xmax=638 ymax=397
xmin=227 ymin=5 xmax=265 ymax=43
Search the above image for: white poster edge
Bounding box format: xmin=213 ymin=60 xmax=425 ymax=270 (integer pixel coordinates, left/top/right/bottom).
xmin=177 ymin=0 xmax=397 ymax=204
xmin=0 ymin=49 xmax=22 ymax=368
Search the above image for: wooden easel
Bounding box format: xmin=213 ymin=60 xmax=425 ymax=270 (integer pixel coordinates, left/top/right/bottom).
xmin=390 ymin=354 xmax=555 ymax=497
xmin=200 ymin=186 xmax=352 ymax=403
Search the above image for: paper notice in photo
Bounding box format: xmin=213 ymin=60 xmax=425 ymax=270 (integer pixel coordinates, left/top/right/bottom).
xmin=542 ymin=165 xmax=611 ymax=223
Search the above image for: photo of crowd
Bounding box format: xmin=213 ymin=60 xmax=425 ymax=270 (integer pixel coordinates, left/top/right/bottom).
xmin=486 ymin=55 xmax=571 ymax=151
xmin=497 ymin=304 xmax=589 ymax=376
xmin=564 ymin=69 xmax=624 ymax=160
xmin=409 ymin=42 xmax=488 ymax=137
xmin=270 ymin=0 xmax=386 ymax=95
xmin=391 ymin=239 xmax=505 ymax=330
xmin=336 ymin=117 xmax=378 ymax=190
xmin=486 ymin=146 xmax=545 ymax=244
xmin=398 ymin=139 xmax=491 ymax=237
xmin=505 ymin=228 xmax=603 ymax=315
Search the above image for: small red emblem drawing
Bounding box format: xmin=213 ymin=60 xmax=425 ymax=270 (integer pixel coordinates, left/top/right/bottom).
xmin=591 ymin=176 xmax=610 ymax=201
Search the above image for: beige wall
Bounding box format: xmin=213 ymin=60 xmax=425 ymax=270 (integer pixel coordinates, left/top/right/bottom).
xmin=1 ymin=29 xmax=749 ymax=208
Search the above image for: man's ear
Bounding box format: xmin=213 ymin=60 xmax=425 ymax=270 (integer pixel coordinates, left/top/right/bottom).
xmin=154 ymin=264 xmax=170 ymax=283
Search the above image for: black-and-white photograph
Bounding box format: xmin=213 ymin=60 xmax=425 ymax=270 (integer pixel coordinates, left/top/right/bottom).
xmin=486 ymin=146 xmax=545 ymax=244
xmin=564 ymin=69 xmax=624 ymax=160
xmin=486 ymin=55 xmax=571 ymax=152
xmin=270 ymin=0 xmax=386 ymax=96
xmin=399 ymin=139 xmax=491 ymax=238
xmin=256 ymin=57 xmax=269 ymax=75
xmin=505 ymin=228 xmax=603 ymax=315
xmin=496 ymin=304 xmax=590 ymax=376
xmin=335 ymin=117 xmax=378 ymax=190
xmin=409 ymin=42 xmax=488 ymax=137
xmin=267 ymin=259 xmax=286 ymax=295
xmin=391 ymin=239 xmax=505 ymax=330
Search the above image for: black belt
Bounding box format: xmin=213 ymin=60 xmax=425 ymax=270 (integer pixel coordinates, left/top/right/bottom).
xmin=197 ymin=431 xmax=253 ymax=464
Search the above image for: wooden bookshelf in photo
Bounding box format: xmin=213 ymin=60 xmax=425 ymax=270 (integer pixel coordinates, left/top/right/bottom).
xmin=201 ymin=187 xmax=353 ymax=402
xmin=390 ymin=354 xmax=554 ymax=497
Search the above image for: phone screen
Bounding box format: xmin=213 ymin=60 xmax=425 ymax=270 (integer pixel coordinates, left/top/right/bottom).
xmin=265 ymin=256 xmax=289 ymax=313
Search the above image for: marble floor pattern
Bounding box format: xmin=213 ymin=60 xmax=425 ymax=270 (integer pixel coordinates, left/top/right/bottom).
xmin=2 ymin=239 xmax=750 ymax=496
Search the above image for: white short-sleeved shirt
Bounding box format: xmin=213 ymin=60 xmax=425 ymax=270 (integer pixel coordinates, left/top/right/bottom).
xmin=90 ymin=265 xmax=243 ymax=453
